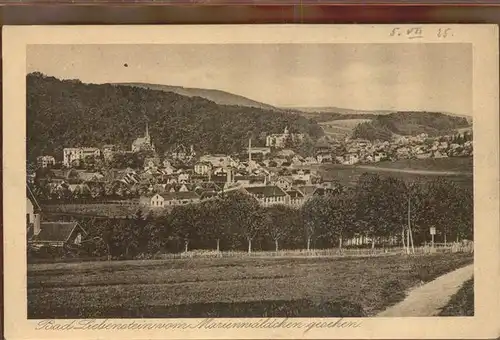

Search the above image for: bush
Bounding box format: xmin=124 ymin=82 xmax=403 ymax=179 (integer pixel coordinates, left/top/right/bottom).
xmin=410 ymin=258 xmax=433 ymax=282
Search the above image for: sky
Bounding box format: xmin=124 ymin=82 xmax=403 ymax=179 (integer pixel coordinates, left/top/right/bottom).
xmin=27 ymin=43 xmax=472 ymax=116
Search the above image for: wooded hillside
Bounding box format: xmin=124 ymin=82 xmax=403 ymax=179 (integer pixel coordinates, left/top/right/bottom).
xmin=353 ymin=112 xmax=470 ymax=141
xmin=27 ymin=73 xmax=323 ymax=160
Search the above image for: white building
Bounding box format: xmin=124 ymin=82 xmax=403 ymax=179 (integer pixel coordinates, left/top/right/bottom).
xmin=374 ymin=152 xmax=387 ymax=162
xmin=317 ymin=153 xmax=333 ymax=164
xmin=102 ymin=145 xmax=118 ymax=162
xmin=140 ymin=192 xmax=200 ymax=208
xmin=143 ymin=157 xmax=161 ymax=172
xmin=266 ymin=127 xmax=304 ymax=149
xmin=243 ymin=185 xmax=290 ymax=207
xmin=178 ymin=173 xmax=190 ymax=184
xmin=194 ymin=162 xmax=213 ymax=175
xmin=274 ymin=176 xmax=293 ymax=190
xmin=63 ymin=147 xmax=101 ymax=167
xmin=343 ymin=154 xmax=360 ymax=165
xmin=143 ymin=193 xmax=165 ymax=208
xmin=37 ymin=155 xmax=56 ymax=168
xmin=291 ymin=170 xmax=313 ymax=183
xmin=167 ymin=144 xmax=195 ymax=161
xmin=287 ymin=189 xmax=306 ymax=208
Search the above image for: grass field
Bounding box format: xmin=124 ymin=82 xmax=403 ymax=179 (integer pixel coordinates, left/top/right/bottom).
xmin=28 ymin=253 xmax=473 ymax=319
xmin=364 ymin=157 xmax=473 ymax=173
xmin=439 ymin=277 xmax=474 ymax=316
xmin=319 ymin=157 xmax=473 ymax=189
xmin=319 ymin=119 xmax=371 ymax=138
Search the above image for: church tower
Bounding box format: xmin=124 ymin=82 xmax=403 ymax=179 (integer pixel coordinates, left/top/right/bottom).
xmin=132 ymin=120 xmax=155 ymax=153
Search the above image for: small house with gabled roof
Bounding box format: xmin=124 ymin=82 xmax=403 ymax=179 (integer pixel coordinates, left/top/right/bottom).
xmin=29 ymin=221 xmax=87 ymax=248
xmin=243 ymin=185 xmax=289 ymax=206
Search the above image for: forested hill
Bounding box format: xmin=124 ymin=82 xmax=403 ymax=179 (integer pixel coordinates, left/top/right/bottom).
xmin=26 ymin=73 xmax=323 ymax=161
xmin=352 ymin=111 xmax=471 ymax=141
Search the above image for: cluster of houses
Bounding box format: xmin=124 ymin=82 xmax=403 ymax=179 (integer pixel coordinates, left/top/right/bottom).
xmin=31 ymin=124 xmax=473 ymax=213
xmin=333 ymin=132 xmax=473 ymax=165
xmin=26 ymin=121 xmax=474 ymax=257
xmin=37 ymin=123 xmax=474 ymax=172
xmin=31 ymin=154 xmax=344 ymax=211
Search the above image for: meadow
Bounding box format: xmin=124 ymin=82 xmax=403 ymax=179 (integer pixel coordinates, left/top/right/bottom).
xmin=28 ymin=253 xmax=473 ymax=319
xmin=319 ymin=119 xmax=372 ymax=138
xmin=319 ymin=157 xmax=473 ymax=189
xmin=361 ymin=157 xmax=473 ymax=173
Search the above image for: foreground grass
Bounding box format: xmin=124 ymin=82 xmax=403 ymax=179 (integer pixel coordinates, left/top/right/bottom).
xmin=439 ymin=277 xmax=474 ymax=316
xmin=27 ymin=253 xmax=473 ymax=319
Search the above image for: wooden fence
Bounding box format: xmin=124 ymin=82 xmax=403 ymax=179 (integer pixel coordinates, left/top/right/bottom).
xmin=153 ymin=243 xmax=473 ymax=260
xmin=43 ymin=199 xmax=140 ymax=206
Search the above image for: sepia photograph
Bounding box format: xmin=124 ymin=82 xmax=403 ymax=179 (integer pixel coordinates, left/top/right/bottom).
xmin=25 ymin=42 xmax=475 ymax=319
xmin=3 ymin=25 xmax=499 ymax=340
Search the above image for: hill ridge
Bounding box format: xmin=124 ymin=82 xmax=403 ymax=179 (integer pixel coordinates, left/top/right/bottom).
xmin=115 ymin=82 xmax=280 ymax=112
xmin=116 ymin=82 xmax=472 ymax=122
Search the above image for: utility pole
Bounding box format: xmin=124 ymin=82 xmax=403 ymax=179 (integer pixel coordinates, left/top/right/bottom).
xmin=407 ymin=196 xmax=414 ymax=254
xmin=402 ymin=225 xmax=407 ymax=253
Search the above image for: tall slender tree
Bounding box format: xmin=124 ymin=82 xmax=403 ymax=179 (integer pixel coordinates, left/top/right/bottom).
xmin=324 ymin=190 xmax=357 ymax=251
xmin=301 ymin=196 xmax=330 ymax=251
xmin=354 ymin=173 xmax=385 ymax=248
xmin=266 ymin=205 xmax=293 ymax=252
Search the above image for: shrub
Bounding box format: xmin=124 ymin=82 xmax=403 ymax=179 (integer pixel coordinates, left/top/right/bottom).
xmin=410 ymin=258 xmax=433 ymax=282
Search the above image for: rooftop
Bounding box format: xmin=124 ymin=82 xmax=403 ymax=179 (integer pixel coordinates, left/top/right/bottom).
xmin=244 ymin=185 xmax=287 ymax=197
xmin=32 ymin=222 xmax=85 ymax=243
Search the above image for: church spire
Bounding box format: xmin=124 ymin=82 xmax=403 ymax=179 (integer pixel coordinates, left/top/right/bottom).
xmin=145 ymin=121 xmax=149 ymax=139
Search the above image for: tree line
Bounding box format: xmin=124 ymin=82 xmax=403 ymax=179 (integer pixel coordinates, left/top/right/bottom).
xmin=41 ymin=173 xmax=473 ymax=259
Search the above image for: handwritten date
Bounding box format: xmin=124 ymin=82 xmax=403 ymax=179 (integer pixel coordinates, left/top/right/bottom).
xmin=390 ymin=27 xmax=453 ymax=39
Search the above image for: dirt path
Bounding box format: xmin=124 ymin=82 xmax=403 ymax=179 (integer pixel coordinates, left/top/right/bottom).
xmin=377 ymin=264 xmax=474 ymax=317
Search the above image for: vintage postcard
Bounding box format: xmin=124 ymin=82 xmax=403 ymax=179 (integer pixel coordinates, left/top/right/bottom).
xmin=3 ymin=24 xmax=500 ymax=339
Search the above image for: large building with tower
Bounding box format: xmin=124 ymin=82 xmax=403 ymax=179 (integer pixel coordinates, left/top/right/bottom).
xmin=132 ymin=122 xmax=155 ymax=153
